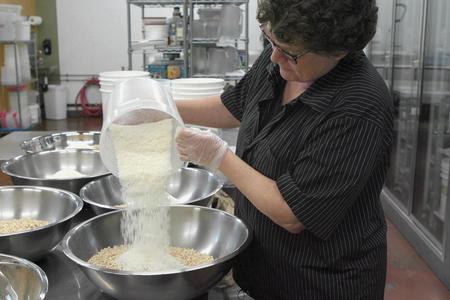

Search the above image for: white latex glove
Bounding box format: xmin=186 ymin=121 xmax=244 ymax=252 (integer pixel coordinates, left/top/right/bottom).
xmin=176 ymin=128 xmax=228 ymax=171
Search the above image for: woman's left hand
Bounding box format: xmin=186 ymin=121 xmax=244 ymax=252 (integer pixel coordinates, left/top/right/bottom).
xmin=175 ymin=128 xmax=228 ymax=171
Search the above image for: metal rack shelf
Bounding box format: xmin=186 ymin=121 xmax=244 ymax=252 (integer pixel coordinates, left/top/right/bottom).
xmin=192 ymin=0 xmax=247 ymax=4
xmin=129 ymin=0 xmax=247 ymax=5
xmin=130 ymin=45 xmax=184 ymax=54
xmin=0 ymin=40 xmax=34 ymax=45
xmin=193 ymin=73 xmax=244 ymax=81
xmin=155 ymin=46 xmax=184 ymax=53
xmin=129 ymin=0 xmax=183 ymax=6
xmin=192 ymin=38 xmax=247 ymax=45
xmin=127 ymin=0 xmax=249 ymax=79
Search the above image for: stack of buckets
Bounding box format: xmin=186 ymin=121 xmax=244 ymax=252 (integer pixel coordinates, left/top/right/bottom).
xmin=98 ymin=71 xmax=150 ymax=121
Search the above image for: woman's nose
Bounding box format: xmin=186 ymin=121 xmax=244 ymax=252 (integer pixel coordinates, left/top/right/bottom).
xmin=270 ymin=47 xmax=287 ymax=64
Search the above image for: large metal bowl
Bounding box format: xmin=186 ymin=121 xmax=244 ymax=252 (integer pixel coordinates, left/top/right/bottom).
xmin=0 ymin=254 xmax=48 ymax=300
xmin=20 ymin=131 xmax=101 ymax=154
xmin=0 ymin=186 xmax=83 ymax=261
xmin=80 ymin=167 xmax=223 ymax=215
xmin=62 ymin=206 xmax=251 ymax=300
xmin=1 ymin=149 xmax=110 ymax=194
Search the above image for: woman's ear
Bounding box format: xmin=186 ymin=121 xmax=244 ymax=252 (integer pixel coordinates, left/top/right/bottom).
xmin=331 ymin=51 xmax=349 ymax=61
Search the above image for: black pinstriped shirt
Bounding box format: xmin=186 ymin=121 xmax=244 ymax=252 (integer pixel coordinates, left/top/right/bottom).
xmin=221 ymin=47 xmax=394 ymax=300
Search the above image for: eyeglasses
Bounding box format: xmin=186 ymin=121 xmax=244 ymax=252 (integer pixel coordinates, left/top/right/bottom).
xmin=259 ymin=24 xmax=309 ymax=64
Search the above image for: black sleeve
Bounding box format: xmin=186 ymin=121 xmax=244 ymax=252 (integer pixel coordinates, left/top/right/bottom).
xmin=277 ymin=117 xmax=385 ymax=240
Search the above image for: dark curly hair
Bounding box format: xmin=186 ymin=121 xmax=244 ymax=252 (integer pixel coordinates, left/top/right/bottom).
xmin=257 ymin=0 xmax=378 ymax=54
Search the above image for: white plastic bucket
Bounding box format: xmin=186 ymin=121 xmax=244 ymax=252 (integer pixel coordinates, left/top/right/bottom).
xmin=0 ymin=110 xmax=30 ymax=129
xmin=98 ymin=70 xmax=149 ymax=122
xmin=1 ymin=44 xmax=30 ymax=84
xmin=44 ymin=85 xmax=68 ymax=120
xmin=99 ymin=71 xmax=149 ymax=79
xmin=15 ymin=20 xmax=30 ymax=41
xmin=0 ymin=65 xmax=20 ymax=86
xmin=0 ymin=12 xmax=18 ymax=41
xmin=7 ymin=84 xmax=28 ymax=112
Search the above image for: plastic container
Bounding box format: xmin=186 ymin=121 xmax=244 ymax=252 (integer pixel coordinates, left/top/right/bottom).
xmin=28 ymin=104 xmax=41 ymax=125
xmin=1 ymin=44 xmax=30 ymax=85
xmin=167 ymin=7 xmax=182 ymax=46
xmin=147 ymin=61 xmax=168 ymax=79
xmin=18 ymin=43 xmax=31 ymax=82
xmin=218 ymin=5 xmax=243 ymax=39
xmin=143 ymin=17 xmax=167 ymax=42
xmin=197 ymin=8 xmax=221 ymax=39
xmin=0 ymin=65 xmax=19 ymax=86
xmin=166 ymin=59 xmax=185 ymax=79
xmin=44 ymin=85 xmax=68 ymax=120
xmin=99 ymin=77 xmax=184 ymax=176
xmin=15 ymin=20 xmax=31 ymax=41
xmin=7 ymin=84 xmax=28 ymax=113
xmin=0 ymin=110 xmax=30 ymax=129
xmin=0 ymin=12 xmax=18 ymax=41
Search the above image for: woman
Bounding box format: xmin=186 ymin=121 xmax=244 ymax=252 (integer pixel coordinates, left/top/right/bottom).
xmin=176 ymin=0 xmax=393 ymax=299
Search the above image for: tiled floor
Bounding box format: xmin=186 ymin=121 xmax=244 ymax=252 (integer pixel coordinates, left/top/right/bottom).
xmin=385 ymin=221 xmax=450 ymax=299
xmin=1 ymin=116 xmax=450 ymax=299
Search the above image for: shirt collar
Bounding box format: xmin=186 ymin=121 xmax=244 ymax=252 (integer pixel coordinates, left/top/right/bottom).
xmin=264 ymin=50 xmax=364 ymax=112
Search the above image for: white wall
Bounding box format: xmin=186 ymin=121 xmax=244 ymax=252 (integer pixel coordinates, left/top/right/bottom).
xmin=55 ymin=0 xmax=263 ymax=107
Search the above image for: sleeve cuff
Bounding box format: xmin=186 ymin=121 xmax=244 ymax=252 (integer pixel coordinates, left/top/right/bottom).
xmin=277 ymin=173 xmax=336 ymax=240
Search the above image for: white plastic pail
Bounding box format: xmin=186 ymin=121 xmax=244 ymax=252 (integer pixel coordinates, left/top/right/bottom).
xmin=44 ymin=85 xmax=68 ymax=120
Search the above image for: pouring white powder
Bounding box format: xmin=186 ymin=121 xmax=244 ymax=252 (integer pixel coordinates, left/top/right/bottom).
xmin=109 ymin=119 xmax=183 ymax=271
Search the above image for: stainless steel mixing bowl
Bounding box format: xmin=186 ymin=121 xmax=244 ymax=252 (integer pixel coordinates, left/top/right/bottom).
xmin=62 ymin=206 xmax=251 ymax=300
xmin=0 ymin=254 xmax=48 ymax=300
xmin=0 ymin=186 xmax=83 ymax=261
xmin=1 ymin=149 xmax=110 ymax=194
xmin=80 ymin=167 xmax=222 ymax=214
xmin=20 ymin=131 xmax=101 ymax=153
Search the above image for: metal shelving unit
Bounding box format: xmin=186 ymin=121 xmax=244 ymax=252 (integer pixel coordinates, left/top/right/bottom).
xmin=126 ymin=0 xmax=249 ymax=79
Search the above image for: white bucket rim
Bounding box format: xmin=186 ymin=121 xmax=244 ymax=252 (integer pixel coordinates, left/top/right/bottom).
xmin=99 ymin=71 xmax=149 ymax=79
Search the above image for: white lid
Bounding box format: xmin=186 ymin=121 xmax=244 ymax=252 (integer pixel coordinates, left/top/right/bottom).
xmin=99 ymin=71 xmax=149 ymax=79
xmin=0 ymin=4 xmax=22 ymax=15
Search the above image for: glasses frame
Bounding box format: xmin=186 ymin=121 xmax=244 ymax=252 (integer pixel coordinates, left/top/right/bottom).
xmin=260 ymin=24 xmax=310 ymax=64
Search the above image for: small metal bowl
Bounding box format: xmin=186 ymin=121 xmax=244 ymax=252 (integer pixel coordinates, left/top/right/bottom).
xmin=80 ymin=167 xmax=223 ymax=215
xmin=20 ymin=131 xmax=101 ymax=154
xmin=0 ymin=186 xmax=83 ymax=261
xmin=62 ymin=206 xmax=251 ymax=300
xmin=1 ymin=149 xmax=110 ymax=194
xmin=0 ymin=254 xmax=48 ymax=300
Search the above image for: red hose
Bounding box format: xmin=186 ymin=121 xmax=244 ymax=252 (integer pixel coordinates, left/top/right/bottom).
xmin=76 ymin=77 xmax=102 ymax=117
